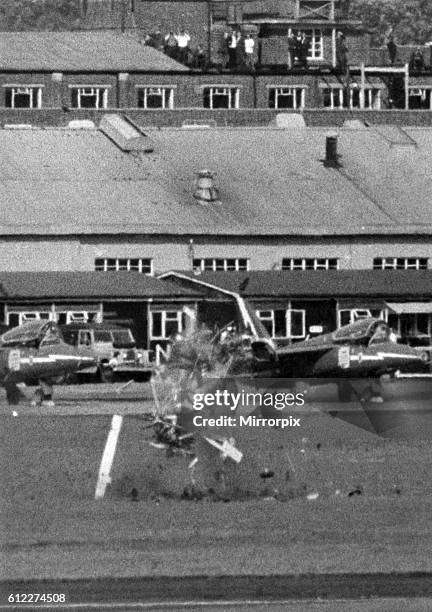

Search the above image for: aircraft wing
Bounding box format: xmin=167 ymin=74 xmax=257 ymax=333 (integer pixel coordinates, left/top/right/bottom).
xmin=275 ymin=343 xmax=335 ymax=356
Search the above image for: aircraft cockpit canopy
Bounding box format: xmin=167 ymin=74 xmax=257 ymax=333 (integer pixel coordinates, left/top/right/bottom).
xmin=333 ymin=318 xmax=389 ymax=346
xmin=0 ymin=320 xmax=63 ymax=348
xmin=39 ymin=322 xmax=63 ymax=346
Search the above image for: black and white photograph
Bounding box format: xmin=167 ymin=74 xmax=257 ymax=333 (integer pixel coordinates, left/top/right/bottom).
xmin=1 ymin=0 xmax=432 ymax=610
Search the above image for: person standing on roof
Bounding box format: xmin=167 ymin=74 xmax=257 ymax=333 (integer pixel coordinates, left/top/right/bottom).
xmin=244 ymin=33 xmax=255 ymax=72
xmin=299 ymin=31 xmax=309 ymax=69
xmin=386 ymin=33 xmax=397 ymax=65
xmin=410 ymin=48 xmax=425 ymax=72
xmin=225 ymin=29 xmax=240 ymax=70
xmin=336 ymin=31 xmax=348 ymax=74
xmin=176 ymin=29 xmax=191 ymax=65
xmin=149 ymin=27 xmax=164 ymax=52
xmin=287 ymin=28 xmax=295 ymax=69
xmin=164 ymin=31 xmax=178 ymax=60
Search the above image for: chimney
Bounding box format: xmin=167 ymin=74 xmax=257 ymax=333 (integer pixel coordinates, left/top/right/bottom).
xmin=324 ymin=134 xmax=340 ymax=167
xmin=193 ymin=170 xmax=220 ymax=203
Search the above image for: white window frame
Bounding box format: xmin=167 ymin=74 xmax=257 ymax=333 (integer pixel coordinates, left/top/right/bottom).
xmin=408 ymin=87 xmax=432 ymax=110
xmin=350 ymin=87 xmax=382 ymax=110
xmin=373 ymin=257 xmax=428 ymax=271
xmin=136 ymin=86 xmax=174 ymax=109
xmin=338 ymin=308 xmax=375 ymax=328
xmin=193 ymin=258 xmax=250 ymax=272
xmin=256 ymin=309 xmax=306 ymax=339
xmin=150 ymin=310 xmax=182 ymax=340
xmin=70 ymin=86 xmax=108 ymax=109
xmin=268 ymin=86 xmax=306 ymax=110
xmin=5 ymin=311 xmax=51 ymax=326
xmin=5 ymin=86 xmax=43 ymax=109
xmin=203 ymin=87 xmax=240 ymax=109
xmin=322 ymin=87 xmax=345 ymax=109
xmin=388 ymin=312 xmax=432 ymax=338
xmin=282 ymin=258 xmax=339 ymax=271
xmin=297 ymin=29 xmax=323 ymax=61
xmin=95 ymin=258 xmax=153 ymax=274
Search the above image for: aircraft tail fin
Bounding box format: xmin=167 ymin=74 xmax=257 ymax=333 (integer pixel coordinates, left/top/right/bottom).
xmin=235 ymin=295 xmax=275 ymax=345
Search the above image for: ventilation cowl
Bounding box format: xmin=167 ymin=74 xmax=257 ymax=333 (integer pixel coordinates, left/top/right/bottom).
xmin=193 ymin=170 xmax=220 ymax=203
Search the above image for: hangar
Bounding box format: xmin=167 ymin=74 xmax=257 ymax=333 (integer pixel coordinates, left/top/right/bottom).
xmin=1 ymin=119 xmax=431 ymax=276
xmin=0 ymin=107 xmax=432 ymax=349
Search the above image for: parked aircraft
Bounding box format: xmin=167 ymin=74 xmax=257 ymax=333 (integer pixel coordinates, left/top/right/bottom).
xmin=234 ymin=296 xmax=430 ymax=401
xmin=0 ymin=320 xmax=96 ymax=405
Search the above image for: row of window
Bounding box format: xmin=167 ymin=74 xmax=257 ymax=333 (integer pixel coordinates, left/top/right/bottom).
xmin=7 ymin=84 xmax=432 ymax=110
xmin=147 ymin=308 xmax=307 ymax=340
xmin=92 ymin=257 xmax=430 ymax=273
xmin=7 ymin=307 xmax=432 ymax=341
xmin=94 ymin=258 xmax=153 ymax=274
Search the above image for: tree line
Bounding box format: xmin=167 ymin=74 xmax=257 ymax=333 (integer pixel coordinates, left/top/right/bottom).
xmin=0 ymin=0 xmax=431 ymax=47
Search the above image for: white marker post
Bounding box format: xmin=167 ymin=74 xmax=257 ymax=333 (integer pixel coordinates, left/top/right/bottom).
xmin=95 ymin=414 xmax=123 ymax=500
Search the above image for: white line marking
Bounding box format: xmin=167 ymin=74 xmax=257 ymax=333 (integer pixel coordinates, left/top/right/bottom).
xmin=94 ymin=414 xmax=123 ymax=500
xmin=115 ymin=379 xmax=134 ymax=394
xmin=2 ymin=597 xmax=431 ymax=610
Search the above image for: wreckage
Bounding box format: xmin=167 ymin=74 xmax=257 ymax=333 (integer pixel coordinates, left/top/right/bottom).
xmin=138 ymin=292 xmax=431 ymax=501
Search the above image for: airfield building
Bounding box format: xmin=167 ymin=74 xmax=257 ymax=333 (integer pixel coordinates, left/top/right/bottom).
xmin=0 ymin=117 xmax=432 ymax=349
xmin=0 ymin=1 xmax=431 ymax=352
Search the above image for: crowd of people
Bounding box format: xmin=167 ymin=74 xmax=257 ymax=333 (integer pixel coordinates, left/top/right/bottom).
xmin=141 ymin=24 xmax=430 ymax=75
xmin=386 ymin=31 xmax=428 ymax=71
xmin=143 ymin=28 xmax=206 ymax=69
xmin=287 ymin=29 xmax=309 ymax=69
xmin=222 ymin=29 xmax=256 ymax=71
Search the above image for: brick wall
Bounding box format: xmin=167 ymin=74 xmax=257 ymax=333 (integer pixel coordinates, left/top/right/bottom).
xmin=1 ymin=107 xmax=432 ymax=128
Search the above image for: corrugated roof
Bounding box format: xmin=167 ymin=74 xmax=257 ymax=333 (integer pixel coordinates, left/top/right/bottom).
xmin=162 ymin=270 xmax=432 ymax=299
xmin=0 ymin=125 xmax=431 ymax=236
xmin=0 ymin=32 xmax=189 ymax=72
xmin=409 ymin=76 xmax=432 ymax=87
xmin=0 ymin=272 xmax=200 ymax=300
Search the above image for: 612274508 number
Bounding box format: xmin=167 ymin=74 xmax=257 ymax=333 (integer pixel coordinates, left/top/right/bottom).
xmin=8 ymin=593 xmax=66 ymax=603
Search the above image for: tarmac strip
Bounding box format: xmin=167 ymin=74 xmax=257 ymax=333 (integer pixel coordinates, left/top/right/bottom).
xmin=2 ymin=573 xmax=432 ymax=607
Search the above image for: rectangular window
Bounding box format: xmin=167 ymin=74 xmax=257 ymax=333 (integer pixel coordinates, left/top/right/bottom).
xmin=256 ymin=309 xmax=306 ymax=339
xmin=137 ymin=87 xmax=174 ymax=109
xmin=203 ymin=87 xmax=239 ymax=109
xmin=193 ymin=258 xmax=249 ymax=272
xmin=268 ymin=87 xmax=305 ymax=109
xmin=5 ymin=86 xmax=42 ymax=108
xmin=373 ymin=257 xmax=428 ymax=270
xmin=70 ymin=87 xmax=108 ymax=109
xmin=95 ymin=258 xmax=153 ymax=274
xmin=338 ymin=308 xmax=379 ymax=328
xmin=282 ymin=258 xmax=339 ymax=271
xmin=350 ymin=87 xmax=381 ymax=110
xmin=322 ymin=87 xmax=346 ymax=109
xmin=408 ymin=88 xmax=432 ymax=110
xmin=303 ymin=29 xmax=323 ymax=60
xmin=150 ymin=310 xmax=182 ymax=339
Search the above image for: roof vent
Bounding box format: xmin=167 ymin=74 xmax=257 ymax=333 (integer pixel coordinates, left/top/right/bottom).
xmin=324 ymin=134 xmax=340 ymax=168
xmin=182 ymin=119 xmax=217 ymax=129
xmin=275 ymin=113 xmax=306 ymax=128
xmin=193 ymin=170 xmax=220 ymax=204
xmin=68 ymin=119 xmax=96 ymax=129
xmin=99 ymin=114 xmax=153 ymax=152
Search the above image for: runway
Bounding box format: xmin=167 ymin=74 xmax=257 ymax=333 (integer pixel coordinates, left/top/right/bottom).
xmin=2 ymin=574 xmax=432 ymax=610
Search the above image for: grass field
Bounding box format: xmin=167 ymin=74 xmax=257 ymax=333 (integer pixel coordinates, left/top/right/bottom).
xmin=1 ymin=381 xmax=432 ymax=580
